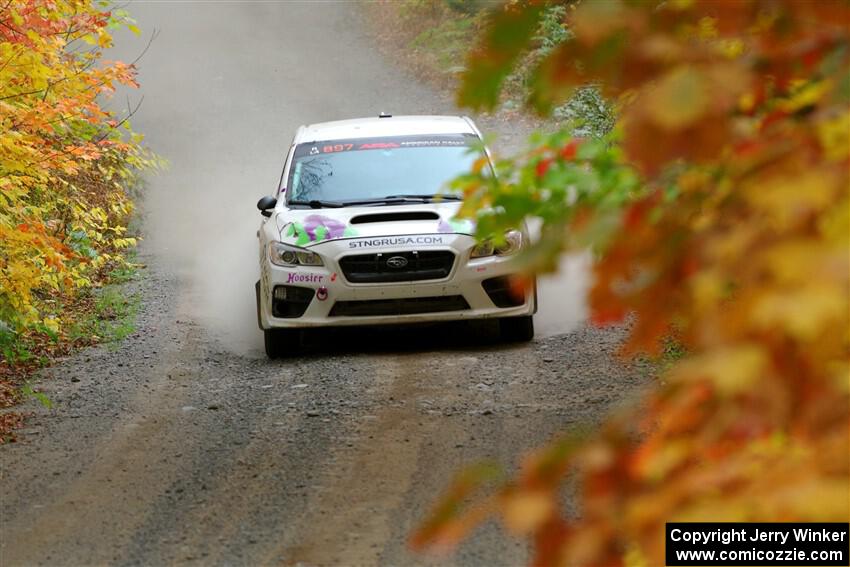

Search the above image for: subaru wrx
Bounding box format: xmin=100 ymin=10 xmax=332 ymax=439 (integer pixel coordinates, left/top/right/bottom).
xmin=255 ymin=115 xmax=536 ymax=358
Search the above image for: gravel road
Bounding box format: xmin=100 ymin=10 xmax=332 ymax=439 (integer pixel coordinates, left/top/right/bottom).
xmin=1 ymin=3 xmax=647 ymax=565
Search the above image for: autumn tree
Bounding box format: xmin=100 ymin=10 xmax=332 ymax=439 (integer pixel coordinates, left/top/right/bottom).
xmin=412 ymin=1 xmax=850 ymax=564
xmin=0 ymin=1 xmax=154 ymax=358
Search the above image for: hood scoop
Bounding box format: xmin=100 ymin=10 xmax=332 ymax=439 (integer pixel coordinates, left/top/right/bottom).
xmin=350 ymin=211 xmax=440 ymax=224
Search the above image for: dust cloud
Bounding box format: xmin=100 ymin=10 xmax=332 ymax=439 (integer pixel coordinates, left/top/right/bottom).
xmin=140 ymin=164 xmax=266 ymax=355
xmin=535 ymin=252 xmax=592 ymax=337
xmin=524 ymin=215 xmax=591 ymax=337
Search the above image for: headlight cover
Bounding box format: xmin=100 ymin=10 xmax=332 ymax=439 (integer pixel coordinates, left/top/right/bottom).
xmin=470 ymin=229 xmax=523 ymax=258
xmin=268 ymin=241 xmax=324 ymax=267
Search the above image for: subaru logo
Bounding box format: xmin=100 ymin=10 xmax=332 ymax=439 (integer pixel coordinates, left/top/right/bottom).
xmin=386 ymin=256 xmax=408 ymax=269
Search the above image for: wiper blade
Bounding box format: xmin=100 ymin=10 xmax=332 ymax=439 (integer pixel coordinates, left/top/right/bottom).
xmin=288 ymin=195 xmax=463 ymax=209
xmin=288 ymin=199 xmax=345 ymax=209
xmin=384 ymin=194 xmax=463 ymax=201
xmin=289 ymin=198 xmax=394 ymax=209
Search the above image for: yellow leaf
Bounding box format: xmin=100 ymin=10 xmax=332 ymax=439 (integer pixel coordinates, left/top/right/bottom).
xmin=745 ymin=170 xmax=838 ymax=229
xmin=632 ymin=440 xmax=689 ymax=481
xmin=671 ymin=345 xmax=769 ymax=396
xmin=624 ymin=544 xmax=651 ymax=567
xmin=42 ymin=317 xmax=60 ymax=333
xmin=690 ymin=270 xmax=724 ymax=313
xmin=644 ymin=66 xmax=710 ymax=130
xmin=752 ymin=285 xmax=846 ymax=341
xmin=779 ymin=80 xmax=832 ymax=114
xmin=818 ymin=110 xmax=850 ymax=162
xmin=501 ymin=490 xmax=555 ymax=535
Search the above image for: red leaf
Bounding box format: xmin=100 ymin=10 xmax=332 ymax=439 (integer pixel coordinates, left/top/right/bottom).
xmin=560 ymin=139 xmax=581 ymax=160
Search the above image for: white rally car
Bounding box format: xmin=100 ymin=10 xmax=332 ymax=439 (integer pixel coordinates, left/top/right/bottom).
xmin=255 ymin=114 xmax=536 ymax=358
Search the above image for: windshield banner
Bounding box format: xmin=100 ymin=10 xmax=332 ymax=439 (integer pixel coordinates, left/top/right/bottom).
xmin=293 ymin=134 xmax=478 ymax=159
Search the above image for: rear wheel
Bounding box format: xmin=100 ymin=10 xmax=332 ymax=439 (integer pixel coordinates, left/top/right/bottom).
xmin=264 ymin=328 xmax=301 ymax=359
xmin=499 ymin=315 xmax=534 ymax=343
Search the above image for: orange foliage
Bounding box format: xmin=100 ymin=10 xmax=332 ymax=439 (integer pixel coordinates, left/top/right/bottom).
xmin=413 ymin=1 xmax=849 ymax=564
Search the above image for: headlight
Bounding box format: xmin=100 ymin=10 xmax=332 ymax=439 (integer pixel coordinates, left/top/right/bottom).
xmin=470 ymin=229 xmax=523 ymax=258
xmin=470 ymin=240 xmax=494 ymax=258
xmin=268 ymin=242 xmax=324 ymax=267
xmin=495 ymin=229 xmax=523 ymax=255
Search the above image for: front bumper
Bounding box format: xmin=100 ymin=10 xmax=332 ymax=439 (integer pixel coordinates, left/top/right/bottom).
xmin=258 ymin=233 xmax=535 ymax=329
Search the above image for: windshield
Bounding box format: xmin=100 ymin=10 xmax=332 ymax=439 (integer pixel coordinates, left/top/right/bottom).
xmin=286 ymin=134 xmax=484 ymax=205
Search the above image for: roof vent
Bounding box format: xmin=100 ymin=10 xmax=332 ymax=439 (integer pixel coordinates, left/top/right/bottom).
xmin=378 ymin=112 xmax=392 ymax=118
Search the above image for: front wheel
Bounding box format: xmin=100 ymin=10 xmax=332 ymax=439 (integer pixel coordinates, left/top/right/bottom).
xmin=264 ymin=328 xmax=301 ymax=359
xmin=499 ymin=315 xmax=534 ymax=343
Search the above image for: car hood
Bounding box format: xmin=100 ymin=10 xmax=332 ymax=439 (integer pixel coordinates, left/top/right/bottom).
xmin=272 ymin=202 xmax=476 ymax=247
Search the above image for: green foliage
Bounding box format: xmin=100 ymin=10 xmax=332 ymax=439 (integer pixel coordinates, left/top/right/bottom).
xmin=501 ymin=4 xmax=615 ymax=137
xmin=0 ymin=322 xmax=30 ymax=365
xmin=106 ymin=253 xmax=140 ymax=284
xmin=534 ymin=4 xmax=571 ymax=55
xmin=552 ymin=86 xmax=615 ymax=138
xmin=455 ymin=132 xmax=640 ymax=271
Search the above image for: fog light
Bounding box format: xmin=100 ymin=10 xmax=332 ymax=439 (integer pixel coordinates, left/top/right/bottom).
xmin=272 ymin=285 xmax=315 ymax=318
xmin=482 ymin=276 xmax=527 ymax=308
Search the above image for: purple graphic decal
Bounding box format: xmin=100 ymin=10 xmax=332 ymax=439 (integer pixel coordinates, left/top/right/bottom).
xmin=437 ymin=218 xmax=476 ymax=234
xmin=303 ymin=215 xmax=348 ymax=241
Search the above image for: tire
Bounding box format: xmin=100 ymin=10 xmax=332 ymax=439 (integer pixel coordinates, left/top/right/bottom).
xmin=499 ymin=315 xmax=534 ymax=343
xmin=264 ymin=328 xmax=301 ymax=359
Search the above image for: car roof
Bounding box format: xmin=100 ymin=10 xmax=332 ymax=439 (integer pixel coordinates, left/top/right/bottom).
xmin=293 ymin=115 xmax=479 ymax=144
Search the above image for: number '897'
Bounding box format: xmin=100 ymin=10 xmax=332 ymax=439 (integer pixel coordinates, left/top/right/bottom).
xmin=322 ymin=144 xmax=354 ymax=153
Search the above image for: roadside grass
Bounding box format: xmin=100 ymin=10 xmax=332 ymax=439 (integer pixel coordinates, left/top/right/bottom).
xmin=0 ymin=252 xmax=142 ymax=442
xmin=364 ymin=1 xmax=482 ymax=89
xmin=67 ymin=285 xmax=141 ymax=349
xmin=408 ymin=15 xmax=478 ymax=77
xmin=660 ymin=334 xmax=688 ymax=366
xmin=106 ymin=252 xmax=141 ymax=284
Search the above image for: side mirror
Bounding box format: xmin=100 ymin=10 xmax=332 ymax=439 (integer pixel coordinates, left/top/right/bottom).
xmin=257 ymin=195 xmax=277 ymax=217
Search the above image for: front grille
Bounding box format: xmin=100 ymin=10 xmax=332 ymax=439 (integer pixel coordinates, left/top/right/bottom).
xmin=329 ymin=295 xmax=469 ymax=317
xmin=338 ymin=250 xmax=455 ymax=283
